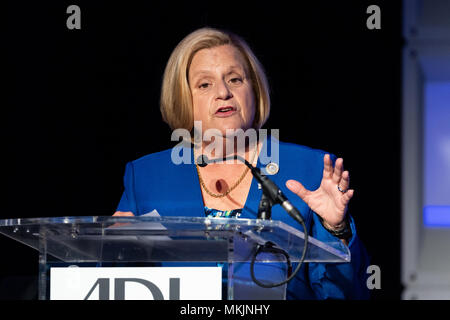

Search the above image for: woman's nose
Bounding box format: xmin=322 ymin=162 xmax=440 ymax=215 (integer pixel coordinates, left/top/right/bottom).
xmin=215 ymin=80 xmax=233 ymax=100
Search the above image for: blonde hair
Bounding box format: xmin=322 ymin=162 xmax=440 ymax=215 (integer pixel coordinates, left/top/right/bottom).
xmin=160 ymin=27 xmax=270 ymax=131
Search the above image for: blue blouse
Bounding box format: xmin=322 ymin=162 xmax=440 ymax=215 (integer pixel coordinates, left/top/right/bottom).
xmin=116 ymin=136 xmax=371 ymax=299
xmin=204 ymin=206 xmax=242 ymax=218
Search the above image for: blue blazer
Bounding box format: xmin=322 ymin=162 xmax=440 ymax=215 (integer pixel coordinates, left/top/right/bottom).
xmin=117 ymin=136 xmax=370 ymax=299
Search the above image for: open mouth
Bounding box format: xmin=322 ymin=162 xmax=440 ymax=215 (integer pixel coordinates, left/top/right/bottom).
xmin=215 ymin=106 xmax=237 ymax=117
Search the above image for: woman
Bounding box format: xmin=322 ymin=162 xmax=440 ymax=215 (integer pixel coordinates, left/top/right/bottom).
xmin=114 ymin=27 xmax=370 ymax=299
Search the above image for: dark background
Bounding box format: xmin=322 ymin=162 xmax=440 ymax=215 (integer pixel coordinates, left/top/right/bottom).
xmin=2 ymin=1 xmax=403 ymax=299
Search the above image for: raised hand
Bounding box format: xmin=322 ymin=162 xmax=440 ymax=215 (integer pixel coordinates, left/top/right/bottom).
xmin=286 ymin=154 xmax=353 ymax=230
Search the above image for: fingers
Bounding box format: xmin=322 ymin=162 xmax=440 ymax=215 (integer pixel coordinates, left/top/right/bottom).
xmin=110 ymin=211 xmax=135 ymax=228
xmin=286 ymin=179 xmax=311 ymax=201
xmin=323 ymin=154 xmax=333 ymax=179
xmin=342 ymin=189 xmax=354 ymax=203
xmin=328 ymin=156 xmax=351 ymax=192
xmin=326 ymin=155 xmax=352 ymax=195
xmin=339 ymin=170 xmax=350 ymax=191
xmin=113 ymin=211 xmax=135 ymax=217
xmin=332 ymin=157 xmax=344 ymax=183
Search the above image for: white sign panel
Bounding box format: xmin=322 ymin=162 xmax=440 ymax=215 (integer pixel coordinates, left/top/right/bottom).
xmin=50 ymin=267 xmax=222 ymax=300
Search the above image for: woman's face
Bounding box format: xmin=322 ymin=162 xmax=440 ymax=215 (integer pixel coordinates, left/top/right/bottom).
xmin=189 ymin=45 xmax=256 ymax=137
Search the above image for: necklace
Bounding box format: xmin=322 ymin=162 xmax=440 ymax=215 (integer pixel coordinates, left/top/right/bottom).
xmin=194 ymin=142 xmax=259 ymax=198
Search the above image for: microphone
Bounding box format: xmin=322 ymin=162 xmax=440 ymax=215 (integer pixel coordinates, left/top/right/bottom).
xmin=196 ymin=154 xmax=208 ymax=168
xmin=196 ymin=153 xmax=309 ymax=288
xmin=195 ymin=154 xmax=305 ymax=224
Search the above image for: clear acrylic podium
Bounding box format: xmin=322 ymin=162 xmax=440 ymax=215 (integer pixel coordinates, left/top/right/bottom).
xmin=0 ymin=216 xmax=350 ymax=300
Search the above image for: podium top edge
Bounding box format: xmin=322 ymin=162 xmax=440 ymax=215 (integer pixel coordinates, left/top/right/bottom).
xmin=0 ymin=216 xmax=350 ymax=262
xmin=0 ymin=216 xmax=284 ymax=227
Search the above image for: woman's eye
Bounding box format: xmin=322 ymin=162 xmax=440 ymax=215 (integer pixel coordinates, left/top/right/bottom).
xmin=230 ymin=77 xmax=243 ymax=84
xmin=199 ymin=83 xmax=210 ymax=89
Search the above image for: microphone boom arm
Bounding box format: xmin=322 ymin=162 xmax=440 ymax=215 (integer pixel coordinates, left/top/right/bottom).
xmin=197 ymin=153 xmax=309 ymax=288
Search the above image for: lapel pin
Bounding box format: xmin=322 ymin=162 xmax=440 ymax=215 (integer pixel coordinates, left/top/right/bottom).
xmin=265 ymin=162 xmax=279 ymax=175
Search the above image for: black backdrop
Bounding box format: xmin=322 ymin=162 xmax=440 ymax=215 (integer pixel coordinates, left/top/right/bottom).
xmin=3 ymin=1 xmax=403 ymax=299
